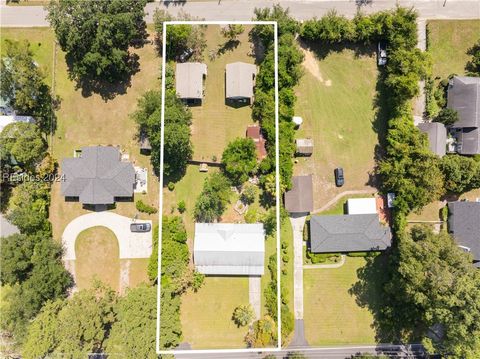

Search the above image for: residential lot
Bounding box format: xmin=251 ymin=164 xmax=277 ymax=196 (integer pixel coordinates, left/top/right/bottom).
xmin=294 ymin=44 xmax=384 ymax=210
xmin=1 ymin=27 xmax=159 ymax=290
xmin=303 ymin=257 xmax=376 ymax=346
xmin=180 ymin=277 xmax=250 ymax=349
xmin=190 ymin=25 xmax=256 ymax=161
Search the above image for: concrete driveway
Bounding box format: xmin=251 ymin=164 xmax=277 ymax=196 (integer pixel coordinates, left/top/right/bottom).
xmin=62 ymin=212 xmax=153 ymax=261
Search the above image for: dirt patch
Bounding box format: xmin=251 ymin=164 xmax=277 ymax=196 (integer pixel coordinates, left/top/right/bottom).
xmin=298 ymin=40 xmax=332 ymax=86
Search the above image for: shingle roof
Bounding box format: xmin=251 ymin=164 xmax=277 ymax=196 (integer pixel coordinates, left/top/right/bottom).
xmin=309 ymin=214 xmax=392 ymax=253
xmin=194 ymin=223 xmax=265 ymax=276
xmin=448 ymin=76 xmax=480 ymax=129
xmin=226 ymin=62 xmax=257 ymax=99
xmin=284 ymin=175 xmax=314 ymax=213
xmin=448 ymin=201 xmax=480 ymax=267
xmin=61 ymin=146 xmax=135 ymax=205
xmin=175 ymin=62 xmax=207 ymax=100
xmin=417 ymin=122 xmax=447 ymax=157
xmin=457 ymin=127 xmax=480 ymax=155
xmin=246 ymin=125 xmax=267 ymax=160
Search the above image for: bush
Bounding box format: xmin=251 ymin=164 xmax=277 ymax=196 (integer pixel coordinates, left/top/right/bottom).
xmin=177 ymin=200 xmax=186 ymax=214
xmin=136 ymin=200 xmax=157 ymax=214
xmin=232 ymin=304 xmax=255 ymax=327
xmin=167 ymin=182 xmax=175 ymax=191
xmin=245 ymin=208 xmax=258 ymax=224
xmin=433 ymin=108 xmax=459 ymax=126
xmin=241 ymin=184 xmax=258 ymax=204
xmin=347 ymin=252 xmax=371 ymax=257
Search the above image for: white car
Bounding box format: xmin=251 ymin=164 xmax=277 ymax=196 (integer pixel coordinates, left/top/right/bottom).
xmin=378 ymin=41 xmax=387 ymax=66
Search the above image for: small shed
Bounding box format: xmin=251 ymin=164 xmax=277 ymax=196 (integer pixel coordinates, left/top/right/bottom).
xmin=139 ymin=132 xmax=151 ymax=154
xmin=292 ymin=116 xmax=303 ymax=128
xmin=295 ymin=138 xmax=314 ymax=156
xmin=246 ymin=125 xmax=267 ymax=160
xmin=347 ymin=198 xmax=377 ymax=215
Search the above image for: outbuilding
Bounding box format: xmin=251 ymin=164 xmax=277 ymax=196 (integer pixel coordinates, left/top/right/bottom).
xmin=225 ymin=62 xmax=257 ymax=104
xmin=295 ymin=138 xmax=314 ymax=156
xmin=346 ymin=198 xmax=377 ymax=215
xmin=175 ymin=62 xmax=207 ymax=105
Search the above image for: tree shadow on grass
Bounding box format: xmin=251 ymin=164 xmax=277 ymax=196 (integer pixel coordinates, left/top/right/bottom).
xmin=217 ymin=39 xmax=241 ymax=56
xmin=67 ymin=53 xmax=140 ymax=102
xmin=300 ymin=39 xmax=374 ymax=61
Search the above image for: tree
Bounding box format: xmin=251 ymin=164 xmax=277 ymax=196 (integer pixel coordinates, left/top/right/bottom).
xmin=0 ymin=233 xmax=35 ymax=285
xmin=0 ymin=122 xmax=47 ymax=173
xmin=221 ymin=24 xmax=245 ymax=41
xmin=105 ymin=285 xmax=157 ymax=359
xmin=159 ymin=285 xmax=182 ymax=349
xmin=244 ymin=315 xmax=277 ymax=347
xmin=301 ymin=10 xmax=356 ymax=43
xmin=222 ymin=138 xmax=258 ymax=185
xmin=194 ymin=173 xmax=232 ymax=222
xmin=232 ymin=304 xmax=255 ymax=327
xmin=46 ymin=0 xmax=147 ymax=83
xmin=440 ymin=155 xmax=480 ymax=193
xmin=0 ymin=39 xmax=56 ymax=132
xmin=191 ymin=271 xmax=205 ymax=292
xmin=384 ymin=226 xmax=480 ymax=358
xmin=466 ymin=40 xmax=480 ymax=76
xmin=433 ymin=107 xmax=459 ymax=126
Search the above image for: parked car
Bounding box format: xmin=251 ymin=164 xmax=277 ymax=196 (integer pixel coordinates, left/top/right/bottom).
xmin=377 ymin=41 xmax=387 ymax=66
xmin=334 ymin=167 xmax=344 ymax=187
xmin=178 ymin=48 xmax=193 ymax=63
xmin=130 ymin=222 xmax=151 ymax=232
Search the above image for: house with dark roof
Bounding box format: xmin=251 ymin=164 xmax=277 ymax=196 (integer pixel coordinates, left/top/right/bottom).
xmin=447 ymin=201 xmax=480 ymax=267
xmin=246 ymin=125 xmax=267 ymax=160
xmin=61 ymin=146 xmax=136 ymax=205
xmin=193 ymin=223 xmax=265 ymax=276
xmin=447 ymin=76 xmax=480 ymax=155
xmin=284 ymin=175 xmax=313 ymax=213
xmin=175 ymin=62 xmax=207 ymax=105
xmin=226 ymin=62 xmax=257 ymax=104
xmin=309 ymin=214 xmax=392 ymax=253
xmin=417 ymin=122 xmax=447 ymax=157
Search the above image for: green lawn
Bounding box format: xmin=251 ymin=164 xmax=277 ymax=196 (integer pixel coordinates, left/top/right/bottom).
xmin=187 ymin=25 xmax=257 ymax=161
xmin=180 ymin=277 xmax=250 ymax=349
xmin=280 ymin=218 xmax=294 ymax=343
xmin=75 ymin=226 xmax=120 ymax=291
xmin=294 ymin=43 xmax=383 ymax=210
xmin=427 ymin=20 xmax=480 ymax=79
xmin=303 ymin=257 xmax=376 ymax=346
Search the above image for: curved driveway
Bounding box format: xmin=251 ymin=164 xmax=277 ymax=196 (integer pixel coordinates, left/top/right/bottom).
xmin=61 ymin=212 xmax=152 ymax=261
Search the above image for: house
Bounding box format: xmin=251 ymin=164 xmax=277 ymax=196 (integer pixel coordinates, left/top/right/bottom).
xmin=246 ymin=125 xmax=267 ymax=160
xmin=447 ymin=201 xmax=480 ymax=267
xmin=417 ymin=122 xmax=447 ymax=157
xmin=175 ymin=62 xmax=207 ymax=105
xmin=347 ymin=197 xmax=377 ymax=215
xmin=193 ymin=223 xmax=265 ymax=276
xmin=0 ymin=115 xmax=35 ymax=133
xmin=225 ymin=62 xmax=257 ymax=103
xmin=284 ymin=175 xmax=314 ymax=213
xmin=295 ymin=138 xmax=314 ymax=156
xmin=309 ymin=214 xmax=392 ymax=253
xmin=0 ymin=214 xmax=20 ymax=238
xmin=61 ymin=146 xmax=136 ymax=205
xmin=447 ymin=76 xmax=480 ymax=155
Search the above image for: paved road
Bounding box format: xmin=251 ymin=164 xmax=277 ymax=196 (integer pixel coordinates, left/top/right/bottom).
xmin=1 ymin=1 xmax=479 ymax=27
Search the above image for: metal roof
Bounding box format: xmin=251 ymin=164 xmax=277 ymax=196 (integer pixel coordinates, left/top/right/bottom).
xmin=194 ymin=223 xmax=265 ymax=276
xmin=347 ymin=198 xmax=377 ymax=215
xmin=284 ymin=175 xmax=314 ymax=213
xmin=295 ymin=138 xmax=314 ymax=154
xmin=448 ymin=201 xmax=480 ymax=267
xmin=175 ymin=62 xmax=207 ymax=100
xmin=61 ymin=146 xmax=135 ymax=205
xmin=226 ymin=62 xmax=257 ymax=99
xmin=309 ymin=214 xmax=392 ymax=253
xmin=417 ymin=122 xmax=447 ymax=157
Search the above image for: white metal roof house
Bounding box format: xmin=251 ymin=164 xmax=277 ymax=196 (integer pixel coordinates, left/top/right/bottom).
xmin=0 ymin=115 xmax=35 ymax=133
xmin=225 ymin=62 xmax=257 ymax=103
xmin=193 ymin=223 xmax=265 ymax=276
xmin=347 ymin=198 xmax=377 ymax=215
xmin=175 ymin=62 xmax=207 ymax=104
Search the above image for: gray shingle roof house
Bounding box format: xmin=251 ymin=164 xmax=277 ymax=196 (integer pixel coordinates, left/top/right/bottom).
xmin=295 ymin=138 xmax=314 ymax=156
xmin=447 ymin=76 xmax=480 ymax=155
xmin=61 ymin=146 xmax=135 ymax=205
xmin=193 ymin=223 xmax=265 ymax=276
xmin=284 ymin=175 xmax=314 ymax=213
xmin=417 ymin=122 xmax=447 ymax=157
xmin=225 ymin=62 xmax=257 ymax=102
xmin=309 ymin=214 xmax=392 ymax=253
xmin=448 ymin=201 xmax=480 ymax=267
xmin=175 ymin=62 xmax=207 ymax=103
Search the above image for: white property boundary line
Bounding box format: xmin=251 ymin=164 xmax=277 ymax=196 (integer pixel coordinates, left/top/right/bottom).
xmin=156 ymin=20 xmax=280 ymax=355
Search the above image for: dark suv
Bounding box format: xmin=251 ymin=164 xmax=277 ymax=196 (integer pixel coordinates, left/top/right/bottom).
xmin=130 ymin=222 xmax=152 ymax=232
xmin=334 ymin=167 xmax=345 ymax=187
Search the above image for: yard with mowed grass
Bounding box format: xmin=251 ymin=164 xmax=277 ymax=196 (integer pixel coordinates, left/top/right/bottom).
xmin=427 ymin=20 xmax=480 ymax=79
xmin=186 ymin=25 xmax=258 ymax=162
xmin=294 ymin=43 xmax=384 ymax=210
xmin=303 ymin=257 xmax=376 ymax=346
xmin=180 ymin=276 xmax=250 ymax=349
xmin=2 ymin=28 xmax=158 ymax=290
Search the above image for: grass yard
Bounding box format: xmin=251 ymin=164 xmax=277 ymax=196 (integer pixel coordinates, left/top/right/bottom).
xmin=187 ymin=25 xmax=257 ymax=161
xmin=427 ymin=20 xmax=480 ymax=79
xmin=294 ymin=43 xmax=384 ymax=210
xmin=180 ymin=277 xmax=250 ymax=349
xmin=303 ymin=257 xmax=376 ymax=346
xmin=75 ymin=226 xmax=120 ymax=291
xmin=280 ymin=218 xmax=294 ymax=344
